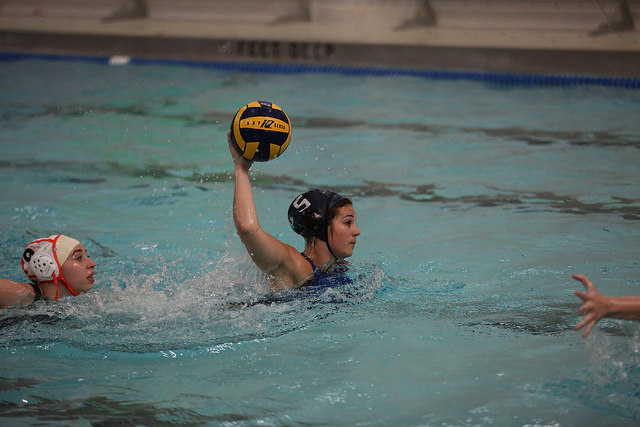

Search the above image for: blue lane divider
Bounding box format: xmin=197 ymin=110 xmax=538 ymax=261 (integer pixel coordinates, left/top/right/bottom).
xmin=2 ymin=51 xmax=639 ymax=89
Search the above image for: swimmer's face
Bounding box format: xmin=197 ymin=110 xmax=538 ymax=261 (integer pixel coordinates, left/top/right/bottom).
xmin=60 ymin=243 xmax=96 ymax=294
xmin=328 ymin=204 xmax=360 ymax=259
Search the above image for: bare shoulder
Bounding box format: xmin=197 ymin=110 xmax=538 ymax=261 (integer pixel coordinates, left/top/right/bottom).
xmin=270 ymin=244 xmax=314 ymax=289
xmin=0 ymin=279 xmax=35 ymax=308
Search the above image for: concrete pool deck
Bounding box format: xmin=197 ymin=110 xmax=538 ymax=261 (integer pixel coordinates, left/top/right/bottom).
xmin=1 ymin=0 xmax=639 ymax=76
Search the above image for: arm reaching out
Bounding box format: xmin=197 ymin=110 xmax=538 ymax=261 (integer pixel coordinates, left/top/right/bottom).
xmin=573 ymin=274 xmax=640 ymax=337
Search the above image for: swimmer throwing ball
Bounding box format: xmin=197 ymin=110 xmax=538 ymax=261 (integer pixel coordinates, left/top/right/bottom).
xmin=228 ymin=128 xmax=360 ymax=290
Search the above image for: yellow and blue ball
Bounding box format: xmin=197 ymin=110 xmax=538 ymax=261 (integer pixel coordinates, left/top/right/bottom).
xmin=230 ymin=101 xmax=292 ymax=162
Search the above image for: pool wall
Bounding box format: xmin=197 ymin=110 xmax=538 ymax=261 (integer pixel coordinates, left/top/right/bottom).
xmin=1 ymin=0 xmax=639 ymax=77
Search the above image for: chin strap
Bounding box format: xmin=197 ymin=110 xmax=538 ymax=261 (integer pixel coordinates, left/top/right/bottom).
xmin=53 ymin=275 xmax=79 ymax=300
xmin=63 ymin=278 xmax=79 ymax=296
xmin=324 ymin=237 xmax=347 ymax=273
xmin=326 ymin=240 xmax=338 ymax=261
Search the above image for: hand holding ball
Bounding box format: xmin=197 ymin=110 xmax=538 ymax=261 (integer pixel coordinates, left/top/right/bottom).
xmin=229 ymin=101 xmax=292 ymax=162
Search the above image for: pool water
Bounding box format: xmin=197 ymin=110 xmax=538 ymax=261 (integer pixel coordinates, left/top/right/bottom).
xmin=1 ymin=57 xmax=640 ymax=426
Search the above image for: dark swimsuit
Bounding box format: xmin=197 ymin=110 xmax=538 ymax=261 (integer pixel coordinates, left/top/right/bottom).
xmin=225 ymin=254 xmax=354 ymax=308
xmin=30 ymin=282 xmax=42 ymax=303
xmin=300 ymin=253 xmax=352 ymax=288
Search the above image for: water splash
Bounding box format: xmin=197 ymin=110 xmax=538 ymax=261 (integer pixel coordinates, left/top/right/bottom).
xmin=0 ymin=251 xmax=386 ymax=355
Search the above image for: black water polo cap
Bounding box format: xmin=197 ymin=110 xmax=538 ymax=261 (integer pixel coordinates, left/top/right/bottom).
xmin=288 ymin=189 xmax=343 ymax=243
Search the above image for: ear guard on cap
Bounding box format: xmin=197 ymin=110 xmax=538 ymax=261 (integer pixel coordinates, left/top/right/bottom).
xmin=289 ymin=206 xmax=324 ymax=239
xmin=27 ymin=251 xmax=59 ymax=281
xmin=22 ymin=239 xmax=60 ymax=282
xmin=21 ymin=235 xmax=79 ymax=300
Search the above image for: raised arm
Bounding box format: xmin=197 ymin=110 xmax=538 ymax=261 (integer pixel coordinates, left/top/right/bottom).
xmin=573 ymin=273 xmax=640 ymax=337
xmin=228 ymin=132 xmax=310 ymax=288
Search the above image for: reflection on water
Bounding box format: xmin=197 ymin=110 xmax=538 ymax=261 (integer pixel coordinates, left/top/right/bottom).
xmin=2 ymin=159 xmax=639 ymax=220
xmin=3 ymin=102 xmax=639 ymax=149
xmin=0 ymin=394 xmax=219 ymax=425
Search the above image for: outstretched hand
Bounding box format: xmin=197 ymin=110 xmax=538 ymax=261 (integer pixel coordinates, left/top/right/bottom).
xmin=573 ymin=273 xmax=608 ymax=337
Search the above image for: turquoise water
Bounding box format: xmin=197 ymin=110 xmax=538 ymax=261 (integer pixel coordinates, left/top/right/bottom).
xmin=1 ymin=57 xmax=640 ymax=426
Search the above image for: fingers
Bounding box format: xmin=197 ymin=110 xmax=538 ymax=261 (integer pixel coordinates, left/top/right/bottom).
xmin=572 ymin=275 xmax=601 ymax=338
xmin=574 ymin=313 xmax=596 ymax=337
xmin=574 ymin=312 xmax=591 ymax=330
xmin=572 ymin=273 xmax=596 ymax=294
xmin=577 ymin=302 xmax=590 ymax=313
xmin=572 ymin=273 xmax=589 ymax=288
xmin=582 ymin=321 xmax=595 ymax=338
xmin=227 ymin=130 xmax=235 ymax=151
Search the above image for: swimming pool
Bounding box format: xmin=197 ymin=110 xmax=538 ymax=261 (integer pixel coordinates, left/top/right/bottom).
xmin=1 ymin=55 xmax=639 ymax=425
